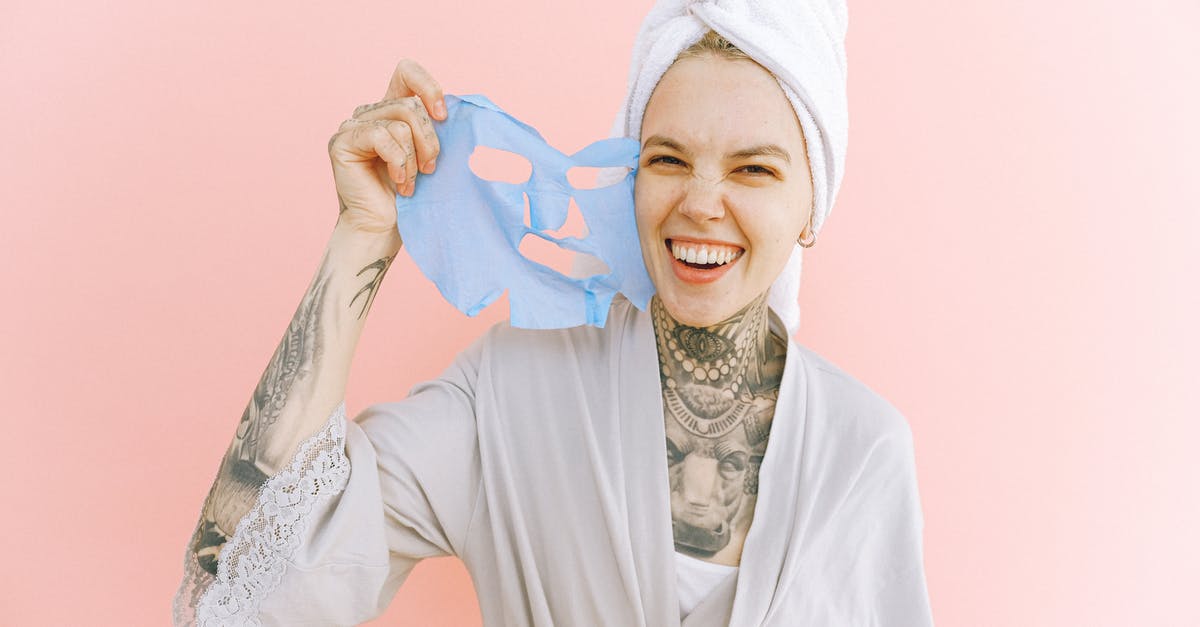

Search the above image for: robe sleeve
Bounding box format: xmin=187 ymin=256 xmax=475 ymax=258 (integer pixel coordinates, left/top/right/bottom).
xmin=859 ymin=424 xmax=935 ymax=626
xmin=173 ymin=340 xmax=483 ymax=627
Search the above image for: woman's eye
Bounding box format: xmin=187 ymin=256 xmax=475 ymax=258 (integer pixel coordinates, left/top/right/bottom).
xmin=738 ymin=165 xmax=774 ymax=176
xmin=648 ymin=155 xmax=684 ymax=166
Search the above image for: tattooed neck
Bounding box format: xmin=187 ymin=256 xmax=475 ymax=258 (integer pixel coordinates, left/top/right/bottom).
xmin=651 ymin=293 xmax=776 ymax=403
xmin=654 ymin=293 xmax=786 ymax=559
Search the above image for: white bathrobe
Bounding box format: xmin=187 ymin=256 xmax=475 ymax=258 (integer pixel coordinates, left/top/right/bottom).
xmin=174 ymin=295 xmax=934 ymax=626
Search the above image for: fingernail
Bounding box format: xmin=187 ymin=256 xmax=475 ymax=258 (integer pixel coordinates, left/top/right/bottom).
xmin=436 ymin=101 xmax=447 ymax=118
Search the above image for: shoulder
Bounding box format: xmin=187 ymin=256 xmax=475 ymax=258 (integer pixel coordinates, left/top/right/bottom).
xmin=789 ymin=341 xmax=915 ymax=445
xmin=786 ymin=344 xmax=923 ymax=506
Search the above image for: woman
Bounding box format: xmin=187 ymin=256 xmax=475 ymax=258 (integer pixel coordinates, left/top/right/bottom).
xmin=174 ymin=3 xmax=933 ymax=625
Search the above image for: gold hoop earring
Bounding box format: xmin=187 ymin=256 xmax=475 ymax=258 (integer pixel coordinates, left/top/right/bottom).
xmin=798 ymin=230 xmax=816 ymax=248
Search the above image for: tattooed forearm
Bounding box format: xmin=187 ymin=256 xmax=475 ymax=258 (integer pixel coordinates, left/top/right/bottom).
xmin=189 ymin=253 xmax=333 ymax=573
xmin=350 ymin=254 xmax=395 ymax=320
xmin=235 ymin=257 xmax=331 ymax=460
xmin=189 ymin=239 xmax=399 ymax=576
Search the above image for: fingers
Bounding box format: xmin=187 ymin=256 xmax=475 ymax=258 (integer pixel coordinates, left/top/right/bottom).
xmin=326 ymin=59 xmax=445 ymax=202
xmin=333 ymin=118 xmax=417 ymax=196
xmin=350 ymin=96 xmax=440 ymax=173
xmin=383 ymin=58 xmax=446 ymax=121
xmin=384 ymin=121 xmax=419 ymax=195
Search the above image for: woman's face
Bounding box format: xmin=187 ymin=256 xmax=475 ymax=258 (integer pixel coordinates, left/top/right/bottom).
xmin=635 ymin=55 xmax=813 ymax=327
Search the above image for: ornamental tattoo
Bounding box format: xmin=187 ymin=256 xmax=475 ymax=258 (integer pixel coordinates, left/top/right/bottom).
xmin=652 ymin=293 xmax=785 ymax=560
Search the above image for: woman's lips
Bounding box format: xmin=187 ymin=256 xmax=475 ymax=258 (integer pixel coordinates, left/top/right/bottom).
xmin=665 ymin=239 xmax=741 ymax=285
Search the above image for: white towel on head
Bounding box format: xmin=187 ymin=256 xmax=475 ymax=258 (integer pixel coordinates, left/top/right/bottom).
xmin=573 ymin=0 xmax=849 ymax=336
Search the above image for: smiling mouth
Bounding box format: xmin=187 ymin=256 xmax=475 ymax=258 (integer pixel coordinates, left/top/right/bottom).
xmin=665 ymin=239 xmax=744 ymax=270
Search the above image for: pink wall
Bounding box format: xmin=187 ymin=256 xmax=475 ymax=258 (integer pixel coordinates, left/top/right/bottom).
xmin=2 ymin=1 xmax=1196 ymax=624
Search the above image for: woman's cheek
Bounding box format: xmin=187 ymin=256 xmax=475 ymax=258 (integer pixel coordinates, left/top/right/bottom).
xmin=634 ymin=181 xmax=671 ymax=225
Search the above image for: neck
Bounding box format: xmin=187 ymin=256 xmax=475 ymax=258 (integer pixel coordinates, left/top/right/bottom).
xmin=651 ymin=293 xmax=774 ymax=401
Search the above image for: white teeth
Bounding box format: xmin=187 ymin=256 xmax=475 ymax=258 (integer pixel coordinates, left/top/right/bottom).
xmin=670 ymin=240 xmax=742 ymax=266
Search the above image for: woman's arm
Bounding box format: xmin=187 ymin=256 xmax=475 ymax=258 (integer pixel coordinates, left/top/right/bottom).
xmin=190 ymin=223 xmax=399 ymax=575
xmin=187 ymin=58 xmax=446 ymax=575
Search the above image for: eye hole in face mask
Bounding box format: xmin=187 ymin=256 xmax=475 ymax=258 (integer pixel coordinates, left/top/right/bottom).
xmin=567 ymin=165 xmax=632 ymax=190
xmin=469 ymin=145 xmax=533 ymax=184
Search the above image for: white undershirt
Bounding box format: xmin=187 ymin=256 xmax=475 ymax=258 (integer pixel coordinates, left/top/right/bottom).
xmin=675 ymin=550 xmax=739 ymax=619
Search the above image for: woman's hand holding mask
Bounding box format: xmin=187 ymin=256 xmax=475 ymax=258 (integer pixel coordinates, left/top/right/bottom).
xmin=328 ymin=58 xmax=446 ymax=239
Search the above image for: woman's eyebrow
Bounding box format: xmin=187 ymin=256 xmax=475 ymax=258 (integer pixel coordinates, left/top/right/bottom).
xmin=725 ymin=144 xmax=791 ymax=164
xmin=642 ymin=135 xmax=791 ymax=164
xmin=642 ymin=134 xmax=688 ymax=154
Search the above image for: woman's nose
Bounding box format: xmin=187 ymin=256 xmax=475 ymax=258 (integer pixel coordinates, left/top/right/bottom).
xmin=677 ymin=176 xmax=725 ymax=223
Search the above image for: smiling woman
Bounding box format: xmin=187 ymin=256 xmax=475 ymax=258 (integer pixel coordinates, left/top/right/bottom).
xmin=635 ymin=50 xmax=813 ymax=327
xmin=630 ymin=47 xmax=824 ymax=581
xmin=173 ymin=1 xmax=933 ymax=625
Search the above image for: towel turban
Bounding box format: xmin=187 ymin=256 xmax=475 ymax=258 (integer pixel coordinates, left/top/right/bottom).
xmin=576 ymin=0 xmax=849 ymax=335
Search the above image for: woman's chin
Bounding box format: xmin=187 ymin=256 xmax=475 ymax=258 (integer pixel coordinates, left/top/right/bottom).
xmin=655 ymin=292 xmax=740 ymax=328
xmin=648 ymin=256 xmax=761 ymax=327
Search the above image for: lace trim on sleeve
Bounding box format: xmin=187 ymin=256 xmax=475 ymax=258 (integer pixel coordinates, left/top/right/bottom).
xmin=173 ymin=401 xmax=352 ymax=626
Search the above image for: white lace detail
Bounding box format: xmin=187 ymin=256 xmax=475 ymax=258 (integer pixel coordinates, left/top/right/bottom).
xmin=172 ymin=402 xmax=351 ymax=626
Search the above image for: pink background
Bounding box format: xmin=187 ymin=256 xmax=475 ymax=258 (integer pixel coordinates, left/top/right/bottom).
xmin=2 ymin=1 xmax=1197 ymax=625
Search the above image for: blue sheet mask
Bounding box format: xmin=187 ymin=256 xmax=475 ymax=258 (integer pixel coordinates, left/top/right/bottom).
xmin=394 ymin=94 xmax=655 ymax=329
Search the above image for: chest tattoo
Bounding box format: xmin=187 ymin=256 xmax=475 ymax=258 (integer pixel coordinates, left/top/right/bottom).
xmin=651 ymin=295 xmax=785 ymax=559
